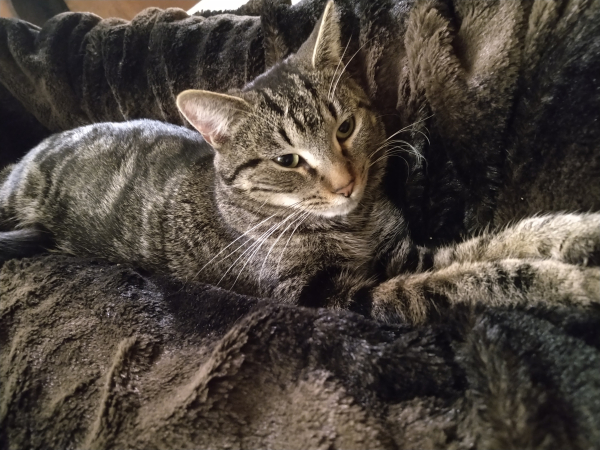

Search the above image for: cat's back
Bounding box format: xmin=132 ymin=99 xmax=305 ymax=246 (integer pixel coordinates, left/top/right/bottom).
xmin=0 ymin=119 xmax=214 ymax=266
xmin=2 ymin=119 xmax=210 ymax=193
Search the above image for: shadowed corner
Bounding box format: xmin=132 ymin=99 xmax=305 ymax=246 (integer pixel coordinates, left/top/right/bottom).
xmin=4 ymin=0 xmax=69 ymax=26
xmin=0 ymin=228 xmax=54 ymax=264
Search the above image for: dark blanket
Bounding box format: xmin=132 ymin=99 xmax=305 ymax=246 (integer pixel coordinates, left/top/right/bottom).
xmin=2 ymin=1 xmax=600 ymax=448
xmin=3 ymin=256 xmax=600 ymax=449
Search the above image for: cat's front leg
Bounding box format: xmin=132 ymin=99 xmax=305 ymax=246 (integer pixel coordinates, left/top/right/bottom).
xmin=269 ymin=263 xmax=378 ymax=315
xmin=434 ymin=213 xmax=600 ymax=269
xmin=371 ymin=259 xmax=600 ymax=324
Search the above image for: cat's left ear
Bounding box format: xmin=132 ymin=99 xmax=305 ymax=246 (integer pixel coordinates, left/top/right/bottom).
xmin=176 ymin=90 xmax=251 ymax=148
xmin=296 ymin=1 xmax=342 ymax=70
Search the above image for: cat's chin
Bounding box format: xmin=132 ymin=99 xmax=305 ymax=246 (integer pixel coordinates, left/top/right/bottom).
xmin=317 ymin=199 xmax=360 ymax=218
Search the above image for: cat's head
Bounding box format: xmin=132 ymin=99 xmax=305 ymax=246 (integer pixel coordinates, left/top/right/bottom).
xmin=177 ymin=1 xmax=386 ymax=218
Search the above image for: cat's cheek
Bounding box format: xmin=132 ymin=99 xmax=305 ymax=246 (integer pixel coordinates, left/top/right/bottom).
xmin=266 ymin=193 xmax=304 ymax=209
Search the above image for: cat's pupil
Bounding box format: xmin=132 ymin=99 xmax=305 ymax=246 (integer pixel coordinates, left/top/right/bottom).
xmin=339 ymin=121 xmax=350 ymax=133
xmin=336 ymin=116 xmax=355 ymax=140
xmin=274 ymin=154 xmax=300 ymax=168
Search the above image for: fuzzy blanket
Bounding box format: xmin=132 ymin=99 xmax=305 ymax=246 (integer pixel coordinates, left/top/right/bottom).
xmin=3 ymin=256 xmax=600 ymax=449
xmin=2 ymin=1 xmax=600 ymax=448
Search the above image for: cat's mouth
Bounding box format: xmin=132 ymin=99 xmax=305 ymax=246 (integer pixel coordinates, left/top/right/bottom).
xmin=317 ymin=174 xmax=367 ymax=218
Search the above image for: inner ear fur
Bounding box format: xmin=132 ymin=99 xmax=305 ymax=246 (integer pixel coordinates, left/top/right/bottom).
xmin=176 ymin=89 xmax=251 ymax=148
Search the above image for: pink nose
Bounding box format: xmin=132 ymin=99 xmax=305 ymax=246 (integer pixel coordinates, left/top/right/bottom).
xmin=335 ymin=180 xmax=355 ymax=198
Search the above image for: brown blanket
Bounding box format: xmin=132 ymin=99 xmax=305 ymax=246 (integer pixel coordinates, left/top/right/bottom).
xmin=3 ymin=256 xmax=600 ymax=449
xmin=2 ymin=0 xmax=600 ymax=448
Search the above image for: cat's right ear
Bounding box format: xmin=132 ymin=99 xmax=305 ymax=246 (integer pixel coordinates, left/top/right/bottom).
xmin=176 ymin=90 xmax=251 ymax=148
xmin=295 ymin=1 xmax=342 ymax=70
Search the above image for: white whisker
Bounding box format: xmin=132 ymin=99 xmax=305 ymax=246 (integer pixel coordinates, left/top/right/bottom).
xmin=328 ymin=37 xmax=352 ymax=101
xmin=276 ymin=209 xmax=313 ymax=272
xmin=369 ymin=147 xmax=413 ymax=171
xmin=217 ymin=217 xmax=289 ymax=288
xmin=229 ymin=209 xmax=302 ymax=290
xmin=329 ymin=37 xmax=373 ymax=101
xmin=195 ymin=200 xmax=304 ymax=280
xmin=193 ymin=212 xmax=279 ymax=279
xmin=258 ymin=206 xmax=310 ymax=288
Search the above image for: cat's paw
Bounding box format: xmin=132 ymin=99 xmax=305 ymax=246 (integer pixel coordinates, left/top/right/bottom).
xmin=370 ymin=273 xmax=432 ymax=324
xmin=369 ymin=260 xmax=600 ymax=325
xmin=552 ymin=265 xmax=600 ymax=307
xmin=554 ymin=214 xmax=600 ymax=266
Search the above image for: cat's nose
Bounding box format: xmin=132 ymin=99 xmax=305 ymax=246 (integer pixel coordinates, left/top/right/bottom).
xmin=335 ymin=179 xmax=355 ymax=198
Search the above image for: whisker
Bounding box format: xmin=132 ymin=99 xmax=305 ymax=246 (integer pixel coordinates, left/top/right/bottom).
xmin=370 ymin=148 xmax=412 ymax=171
xmin=221 ymin=199 xmax=307 ymax=288
xmin=275 ymin=208 xmax=313 ymax=272
xmin=369 ymin=138 xmax=426 ymax=166
xmin=194 ymin=199 xmax=304 ymax=280
xmin=258 ymin=206 xmax=310 ymax=287
xmin=367 ymin=139 xmax=412 ymax=161
xmin=193 ymin=212 xmax=278 ymax=280
xmin=414 ymin=129 xmax=431 ymax=145
xmin=374 ymin=114 xmax=434 ymax=148
xmin=329 ymin=37 xmax=374 ymax=101
xmin=217 ymin=217 xmax=291 ymax=288
xmin=367 ymin=139 xmax=397 ymax=160
xmin=328 ymin=37 xmax=352 ymax=100
xmin=229 ymin=209 xmax=303 ymax=290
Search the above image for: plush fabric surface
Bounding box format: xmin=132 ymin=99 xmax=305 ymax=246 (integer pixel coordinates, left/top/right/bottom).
xmin=2 ymin=256 xmax=600 ymax=449
xmin=1 ymin=0 xmax=600 ymax=448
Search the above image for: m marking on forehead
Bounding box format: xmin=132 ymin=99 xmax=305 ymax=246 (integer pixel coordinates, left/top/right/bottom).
xmin=294 ymin=72 xmax=320 ymax=102
xmin=290 ymin=112 xmax=307 ymax=133
xmin=260 ymin=90 xmax=285 ymax=116
xmin=279 ymin=128 xmax=292 ymax=146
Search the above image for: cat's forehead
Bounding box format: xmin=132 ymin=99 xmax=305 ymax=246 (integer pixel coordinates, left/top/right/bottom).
xmin=243 ymin=65 xmax=353 ymax=135
xmin=255 ymin=70 xmax=325 ymax=108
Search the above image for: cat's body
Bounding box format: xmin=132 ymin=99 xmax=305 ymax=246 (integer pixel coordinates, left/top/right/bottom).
xmin=1 ymin=2 xmax=600 ymax=323
xmin=0 ymin=117 xmax=404 ymax=301
xmin=0 ymin=0 xmax=407 ymax=308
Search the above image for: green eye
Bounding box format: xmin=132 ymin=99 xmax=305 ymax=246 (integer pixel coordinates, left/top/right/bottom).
xmin=274 ymin=154 xmax=300 ymax=168
xmin=336 ymin=116 xmax=355 ymax=140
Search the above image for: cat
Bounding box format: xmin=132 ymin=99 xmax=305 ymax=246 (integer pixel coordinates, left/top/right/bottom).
xmin=0 ymin=1 xmax=599 ymax=324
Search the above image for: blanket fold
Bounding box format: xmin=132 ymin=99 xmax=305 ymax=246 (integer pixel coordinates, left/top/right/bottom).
xmin=2 ymin=255 xmax=600 ymax=449
xmin=0 ymin=8 xmax=266 ymax=133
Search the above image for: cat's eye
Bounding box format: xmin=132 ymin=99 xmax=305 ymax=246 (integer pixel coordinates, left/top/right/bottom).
xmin=274 ymin=153 xmax=301 ymax=168
xmin=336 ymin=116 xmax=355 ymax=140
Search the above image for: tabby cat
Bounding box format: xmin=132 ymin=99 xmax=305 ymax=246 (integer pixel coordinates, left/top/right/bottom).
xmin=0 ymin=2 xmax=599 ymax=323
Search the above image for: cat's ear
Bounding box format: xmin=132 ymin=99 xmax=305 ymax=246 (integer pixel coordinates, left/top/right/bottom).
xmin=296 ymin=1 xmax=342 ymax=70
xmin=176 ymin=90 xmax=251 ymax=148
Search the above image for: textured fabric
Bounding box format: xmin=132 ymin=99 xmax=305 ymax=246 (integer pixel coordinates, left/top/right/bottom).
xmin=0 ymin=8 xmax=265 ymax=131
xmin=2 ymin=256 xmax=600 ymax=449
